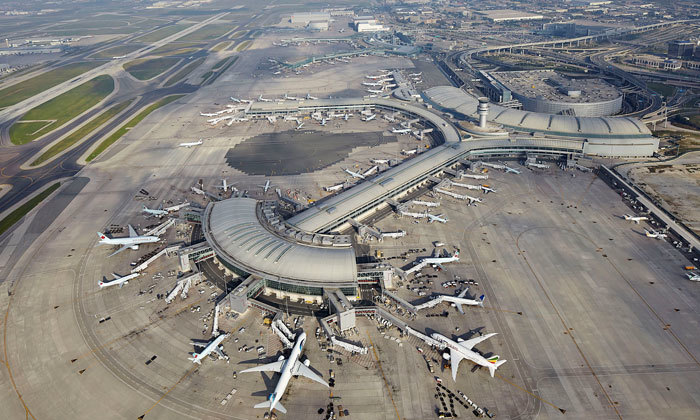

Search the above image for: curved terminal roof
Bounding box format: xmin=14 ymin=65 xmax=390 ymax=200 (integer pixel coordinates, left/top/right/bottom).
xmin=423 ymin=86 xmax=652 ymax=139
xmin=204 ymin=198 xmax=357 ymax=285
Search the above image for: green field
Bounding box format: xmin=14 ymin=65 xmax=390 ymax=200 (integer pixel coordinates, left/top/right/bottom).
xmin=10 ymin=75 xmax=114 ymax=145
xmin=212 ymin=57 xmax=230 ymax=70
xmin=0 ymin=62 xmax=102 ymax=109
xmin=133 ymin=24 xmax=190 ymax=43
xmin=229 ymin=30 xmax=246 ymax=39
xmin=86 ymin=95 xmax=183 ymax=162
xmin=123 ymin=57 xmax=180 ymax=80
xmin=150 ymin=42 xmax=203 ymax=56
xmin=0 ymin=183 xmax=60 ymax=237
xmin=31 ymin=99 xmax=134 ymax=166
xmin=178 ymin=24 xmax=233 ymax=41
xmin=164 ymin=57 xmax=205 ymax=87
xmin=90 ymin=44 xmax=144 ymax=59
xmin=204 ymin=56 xmax=237 ymax=86
xmin=647 ymin=82 xmax=677 ymax=98
xmin=212 ymin=41 xmax=232 ymax=52
xmin=235 ymin=40 xmax=251 ymax=52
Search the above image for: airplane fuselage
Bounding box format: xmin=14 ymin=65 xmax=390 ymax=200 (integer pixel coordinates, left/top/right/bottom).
xmin=268 ymin=332 xmax=306 ymax=413
xmin=431 ymin=333 xmax=493 ymax=371
xmin=191 ymin=333 xmax=228 ymax=364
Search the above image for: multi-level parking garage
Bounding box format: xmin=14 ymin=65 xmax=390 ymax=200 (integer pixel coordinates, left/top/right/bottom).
xmin=202 ymin=88 xmax=658 ymax=303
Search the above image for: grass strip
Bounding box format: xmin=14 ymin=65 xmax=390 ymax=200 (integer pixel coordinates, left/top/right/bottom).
xmin=133 ymin=24 xmax=190 ymax=43
xmin=86 ymin=95 xmax=183 ymax=162
xmin=123 ymin=57 xmax=180 ymax=80
xmin=0 ymin=183 xmax=60 ymax=236
xmin=235 ymin=40 xmax=251 ymax=52
xmin=164 ymin=57 xmax=205 ymax=87
xmin=31 ymin=99 xmax=134 ymax=166
xmin=10 ymin=75 xmax=114 ymax=145
xmin=204 ymin=56 xmax=237 ymax=86
xmin=0 ymin=62 xmax=102 ymax=109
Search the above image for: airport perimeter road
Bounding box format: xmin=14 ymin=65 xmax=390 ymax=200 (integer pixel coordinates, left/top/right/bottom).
xmin=0 ymin=13 xmax=227 ymax=129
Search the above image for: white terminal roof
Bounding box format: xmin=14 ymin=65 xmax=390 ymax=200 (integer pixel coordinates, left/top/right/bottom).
xmin=423 ymin=86 xmax=652 ymax=139
xmin=205 ymin=198 xmax=357 ymax=284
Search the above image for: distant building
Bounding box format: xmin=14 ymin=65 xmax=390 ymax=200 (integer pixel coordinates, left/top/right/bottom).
xmin=354 ymin=16 xmax=388 ymax=32
xmin=475 ymin=9 xmax=544 ymax=23
xmin=542 ymin=22 xmax=576 ymax=37
xmin=290 ymin=12 xmax=330 ymax=24
xmin=634 ymin=55 xmax=682 ymax=71
xmin=668 ymin=40 xmax=696 ymax=59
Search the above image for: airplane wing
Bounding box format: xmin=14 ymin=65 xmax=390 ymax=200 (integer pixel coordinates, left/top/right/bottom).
xmin=293 ymin=361 xmax=329 ymax=387
xmin=190 ymin=341 xmax=208 ymax=348
xmin=214 ymin=347 xmax=226 ymax=359
xmin=457 ymin=288 xmax=469 ymax=299
xmin=108 ymin=245 xmax=130 ymax=257
xmin=458 ymin=332 xmax=498 ymax=351
xmin=128 ymin=225 xmax=138 ymax=238
xmin=435 ymin=263 xmax=445 ymax=271
xmin=241 ymin=360 xmax=285 ymax=374
xmin=450 ymin=348 xmax=464 ymax=381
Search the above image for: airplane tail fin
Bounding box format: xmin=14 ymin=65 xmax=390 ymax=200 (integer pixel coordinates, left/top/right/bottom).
xmin=254 ymin=401 xmax=287 ymax=414
xmin=188 ymin=354 xmax=202 ymax=364
xmin=487 ymin=356 xmax=506 ymax=378
xmin=478 ymin=294 xmax=485 ymax=307
xmin=97 ymin=232 xmax=108 ymax=240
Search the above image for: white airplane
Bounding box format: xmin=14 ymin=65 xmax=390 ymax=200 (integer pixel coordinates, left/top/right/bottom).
xmin=466 ymin=195 xmax=483 ymax=205
xmin=260 ymin=180 xmax=273 ymax=193
xmin=97 ymin=225 xmax=160 ymax=257
xmin=164 ymin=202 xmax=190 ymax=212
xmin=324 ymin=183 xmax=345 ymax=192
xmin=624 ymin=214 xmax=648 ymax=224
xmin=242 ymin=332 xmax=327 ymax=414
xmin=344 ymin=168 xmax=365 ymax=179
xmin=392 ymin=127 xmax=411 ymax=134
xmin=366 ymin=89 xmax=384 ymax=95
xmin=363 ymin=165 xmax=378 ymax=177
xmin=402 ymin=149 xmax=417 ymax=155
xmin=686 ymin=272 xmax=700 ymax=282
xmin=383 ymin=114 xmax=396 ymax=123
xmin=430 ymin=332 xmax=506 ymax=379
xmin=409 ymin=72 xmax=422 ymax=76
xmin=188 ymin=334 xmax=229 ymax=364
xmin=306 ymin=93 xmax=318 ymax=100
xmin=320 ymin=118 xmax=327 ymax=126
xmin=452 ymin=288 xmax=485 ymax=314
xmin=230 ymin=97 xmax=241 ymax=103
xmin=481 ymin=186 xmax=496 ymax=194
xmin=179 ymin=139 xmax=203 ymax=148
xmin=505 ymin=166 xmax=520 ymax=174
xmin=372 ymin=159 xmax=390 ymax=165
xmin=284 ymin=93 xmax=299 ymax=101
xmin=99 ymin=272 xmax=139 ymax=289
xmin=142 ymin=205 xmax=168 ymax=218
xmin=362 ymin=114 xmax=376 ymax=122
xmin=217 ymin=179 xmax=231 ymax=192
xmin=296 ymin=122 xmax=304 ymax=130
xmin=363 ymin=82 xmax=384 ymax=87
xmin=365 ymin=74 xmax=385 ymax=79
xmin=427 ymin=213 xmax=448 ymax=224
xmin=266 ymin=116 xmax=277 ymax=124
xmin=112 ymin=55 xmax=127 ymax=59
xmin=344 ymin=113 xmax=351 ymax=121
xmin=258 ymin=95 xmax=272 ymax=102
xmin=644 ymin=229 xmax=668 ymax=239
xmin=191 ymin=186 xmax=206 ymax=195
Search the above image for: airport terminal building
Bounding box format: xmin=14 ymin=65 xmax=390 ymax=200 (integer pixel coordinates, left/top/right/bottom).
xmin=202 ymin=88 xmax=658 ymax=305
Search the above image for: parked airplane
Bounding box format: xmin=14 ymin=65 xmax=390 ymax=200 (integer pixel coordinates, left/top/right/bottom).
xmin=296 ymin=122 xmax=305 ymax=130
xmin=504 ymin=166 xmax=521 ymax=174
xmin=343 ymin=113 xmax=351 ymax=121
xmin=142 ymin=205 xmax=168 ymax=218
xmin=230 ymin=97 xmax=241 ymax=103
xmin=427 ymin=213 xmax=448 ymax=224
xmin=687 ymin=272 xmax=700 ymax=282
xmin=344 ymin=168 xmax=365 ymax=179
xmin=99 ymin=272 xmax=139 ymax=289
xmin=372 ymin=159 xmax=390 ymax=165
xmin=363 ymin=165 xmax=378 ymax=177
xmin=188 ymin=333 xmax=229 ymax=364
xmin=363 ymin=82 xmax=383 ymax=87
xmin=392 ymin=127 xmax=412 ymax=134
xmin=97 ymin=225 xmax=160 ymax=257
xmin=362 ymin=114 xmax=376 ymax=122
xmin=191 ymin=186 xmax=206 ymax=195
xmin=409 ymin=72 xmax=422 ymax=76
xmin=324 ymin=183 xmax=345 ymax=192
xmin=644 ymin=229 xmax=667 ymax=239
xmin=242 ymin=332 xmax=327 ymax=414
xmin=266 ymin=116 xmax=277 ymax=124
xmin=258 ymin=95 xmax=272 ymax=102
xmin=430 ymin=331 xmax=506 ymax=379
xmin=460 ymin=172 xmax=488 ymax=180
xmin=260 ymin=180 xmax=273 ymax=193
xmin=164 ymin=202 xmax=190 ymax=212
xmin=452 ymin=288 xmax=485 ymax=314
xmin=402 ymin=149 xmax=418 ymax=155
xmin=320 ymin=118 xmax=327 ymax=126
xmin=466 ymin=195 xmax=483 ymax=205
xmin=179 ymin=139 xmax=203 ymax=148
xmin=624 ymin=214 xmax=648 ymax=224
xmin=284 ymin=93 xmax=299 ymax=101
xmin=383 ymin=114 xmax=396 ymax=123
xmin=366 ymin=89 xmax=384 ymax=95
xmin=306 ymin=93 xmax=318 ymax=100
xmin=481 ymin=186 xmax=496 ymax=194
xmin=217 ymin=179 xmax=231 ymax=192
